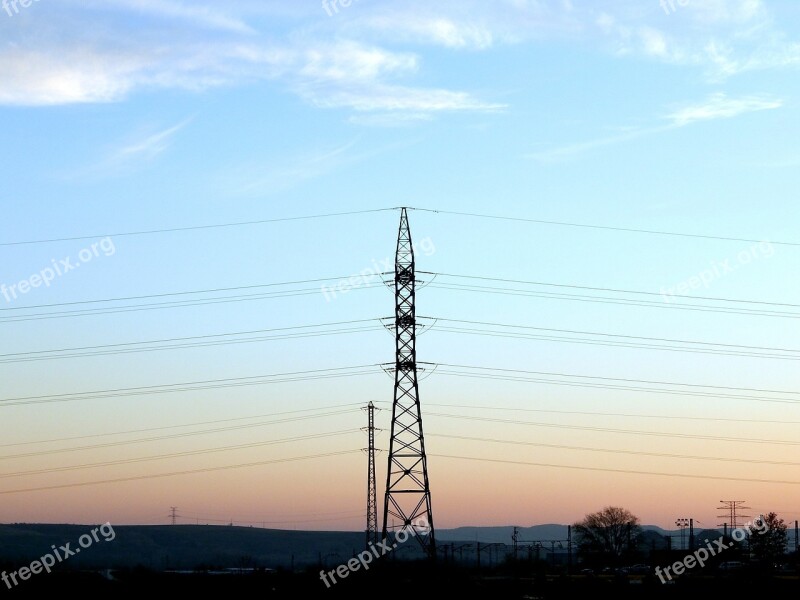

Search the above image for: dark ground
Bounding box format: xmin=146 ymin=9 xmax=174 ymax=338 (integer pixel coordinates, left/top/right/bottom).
xmin=1 ymin=565 xmax=799 ymax=598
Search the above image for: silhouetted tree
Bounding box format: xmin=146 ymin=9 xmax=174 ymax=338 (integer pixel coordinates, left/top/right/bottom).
xmin=573 ymin=506 xmax=641 ymax=566
xmin=749 ymin=512 xmax=787 ymax=568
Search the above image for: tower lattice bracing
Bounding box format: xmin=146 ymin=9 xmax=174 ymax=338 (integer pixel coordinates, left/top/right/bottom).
xmin=365 ymin=401 xmax=378 ymax=548
xmin=382 ymin=208 xmax=435 ymax=557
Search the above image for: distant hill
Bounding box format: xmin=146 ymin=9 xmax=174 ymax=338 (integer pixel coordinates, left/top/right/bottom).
xmin=0 ymin=524 xmax=373 ymax=571
xmin=437 ymin=524 xmax=567 ymax=544
xmin=0 ymin=522 xmax=734 ymax=571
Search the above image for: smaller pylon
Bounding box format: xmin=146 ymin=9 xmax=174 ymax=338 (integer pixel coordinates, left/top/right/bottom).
xmin=364 ymin=402 xmax=378 ymax=548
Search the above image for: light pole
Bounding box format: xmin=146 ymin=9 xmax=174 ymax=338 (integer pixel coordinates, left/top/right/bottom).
xmin=675 ymin=518 xmax=690 ymax=550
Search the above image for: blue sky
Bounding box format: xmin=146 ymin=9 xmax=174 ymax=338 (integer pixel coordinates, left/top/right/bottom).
xmin=1 ymin=0 xmax=799 ymax=530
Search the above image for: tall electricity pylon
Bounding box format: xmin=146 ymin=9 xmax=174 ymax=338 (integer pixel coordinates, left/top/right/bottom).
xmin=382 ymin=208 xmax=436 ymax=558
xmin=718 ymin=500 xmax=750 ymax=529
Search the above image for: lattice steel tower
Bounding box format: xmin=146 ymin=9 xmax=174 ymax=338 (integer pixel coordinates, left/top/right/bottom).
xmin=718 ymin=500 xmax=750 ymax=529
xmin=365 ymin=401 xmax=378 ymax=548
xmin=382 ymin=207 xmax=436 ymax=557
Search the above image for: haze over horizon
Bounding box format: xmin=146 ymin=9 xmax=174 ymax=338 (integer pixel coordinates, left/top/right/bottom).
xmin=1 ymin=0 xmax=799 ymax=534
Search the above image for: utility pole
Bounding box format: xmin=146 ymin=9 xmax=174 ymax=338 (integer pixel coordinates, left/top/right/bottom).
xmin=364 ymin=402 xmax=378 ymax=548
xmin=567 ymin=525 xmax=572 ymax=574
xmin=675 ymin=518 xmax=690 ymax=550
xmin=170 ymin=507 xmax=178 ymax=525
xmin=512 ymin=526 xmax=519 ymax=560
xmin=382 ymin=208 xmax=436 ymax=558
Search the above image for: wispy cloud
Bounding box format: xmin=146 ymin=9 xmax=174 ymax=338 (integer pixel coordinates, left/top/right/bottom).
xmin=68 ymin=0 xmax=255 ymax=33
xmin=528 ymin=93 xmax=782 ymax=162
xmin=357 ymin=14 xmax=494 ymax=49
xmin=1 ymin=0 xmax=795 ymax=119
xmin=287 ymin=41 xmax=504 ymax=114
xmin=665 ymin=93 xmax=782 ymax=126
xmin=0 ymin=6 xmax=501 ymax=119
xmin=221 ymin=136 xmax=425 ymax=195
xmin=232 ymin=139 xmax=358 ymax=196
xmin=304 ymin=84 xmax=505 ymax=113
xmin=112 ymin=117 xmax=194 ymax=162
xmin=348 ymin=112 xmax=434 ymax=127
xmin=65 ymin=117 xmax=193 ymax=179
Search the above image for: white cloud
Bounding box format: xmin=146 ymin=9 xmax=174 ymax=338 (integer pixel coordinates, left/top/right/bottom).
xmin=639 ymin=27 xmax=668 ymax=57
xmin=60 ymin=117 xmax=193 ymax=180
xmin=288 ymin=41 xmax=504 ymax=113
xmin=665 ymin=93 xmax=782 ymax=126
xmin=348 ymin=112 xmax=434 ymax=127
xmin=0 ymin=4 xmax=501 ymax=118
xmin=113 ymin=118 xmax=193 ymax=162
xmin=528 ymin=93 xmax=782 ymax=162
xmin=526 ymin=125 xmax=672 ymax=163
xmin=298 ymin=42 xmax=418 ymax=82
xmin=360 ymin=15 xmax=494 ymax=49
xmin=66 ymin=0 xmax=255 ymax=33
xmin=303 ymin=84 xmax=505 ymax=113
xmin=229 ymin=139 xmax=360 ymax=196
xmin=0 ymin=49 xmax=141 ymax=105
xmin=688 ymin=0 xmax=765 ymax=24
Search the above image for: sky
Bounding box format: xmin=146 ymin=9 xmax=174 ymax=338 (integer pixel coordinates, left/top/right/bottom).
xmin=1 ymin=0 xmax=799 ymax=534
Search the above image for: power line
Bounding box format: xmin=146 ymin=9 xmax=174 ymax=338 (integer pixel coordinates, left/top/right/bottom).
xmin=430 ymin=454 xmax=800 ymax=486
xmin=0 ymin=450 xmax=360 ymax=494
xmin=430 ymin=433 xmax=800 ymax=467
xmin=412 ymin=208 xmax=796 ymax=247
xmin=426 ymin=282 xmax=800 ymax=320
xmin=423 ymin=317 xmax=800 ymax=361
xmin=8 ymin=271 xmax=786 ymax=315
xmin=0 ymin=208 xmax=396 ymax=247
xmin=422 ymin=273 xmax=800 ymax=309
xmin=0 ymin=401 xmax=370 ymax=448
xmin=427 ymin=412 xmax=800 ymax=445
xmin=4 ymin=270 xmax=791 ymax=326
xmin=425 ymin=402 xmax=800 ymax=425
xmin=0 ymin=283 xmax=387 ymax=324
xmin=0 ymin=410 xmax=360 ymax=460
xmin=5 ymin=206 xmax=790 ymax=249
xmin=429 ymin=363 xmax=800 ymax=405
xmin=6 ymin=398 xmax=790 ymax=454
xmin=0 ymin=429 xmax=360 ymax=478
xmin=175 ymin=511 xmax=366 ymax=526
xmin=5 ymin=359 xmax=795 ymax=409
xmin=0 ymin=365 xmax=381 ymax=407
xmin=0 ymin=277 xmax=382 ymax=312
xmin=0 ymin=319 xmax=386 ymax=364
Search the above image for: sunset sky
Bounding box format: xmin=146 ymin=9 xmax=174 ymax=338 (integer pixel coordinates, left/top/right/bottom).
xmin=1 ymin=0 xmax=800 ymax=533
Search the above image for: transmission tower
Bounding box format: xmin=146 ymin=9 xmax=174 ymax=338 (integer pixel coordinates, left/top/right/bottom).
xmin=364 ymin=401 xmax=378 ymax=548
xmin=170 ymin=506 xmax=178 ymax=525
xmin=717 ymin=500 xmax=750 ymax=529
xmin=382 ymin=207 xmax=436 ymax=558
